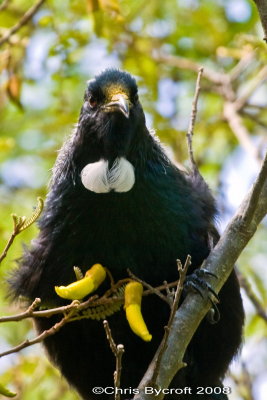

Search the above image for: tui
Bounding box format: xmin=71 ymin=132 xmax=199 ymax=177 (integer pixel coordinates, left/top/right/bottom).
xmin=10 ymin=69 xmax=244 ymax=400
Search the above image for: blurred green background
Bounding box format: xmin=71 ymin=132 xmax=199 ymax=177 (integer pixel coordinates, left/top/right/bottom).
xmin=0 ymin=0 xmax=267 ymax=399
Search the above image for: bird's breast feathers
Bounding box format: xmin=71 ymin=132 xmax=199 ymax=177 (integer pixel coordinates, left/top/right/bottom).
xmin=81 ymin=157 xmax=135 ymax=193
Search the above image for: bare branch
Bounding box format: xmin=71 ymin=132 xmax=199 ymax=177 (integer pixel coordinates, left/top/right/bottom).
xmin=103 ymin=319 xmax=117 ymax=356
xmin=0 ymin=307 xmax=78 ymax=358
xmin=234 ymin=65 xmax=267 ymax=111
xmin=186 ymin=67 xmax=203 ymax=174
xmin=156 ymin=50 xmax=267 ymax=165
xmin=230 ymin=362 xmax=256 ymax=400
xmin=134 ymin=150 xmax=267 ymax=400
xmin=0 ymin=280 xmax=182 ymax=326
xmin=0 ymin=0 xmax=9 ymax=12
xmin=0 ymin=0 xmax=46 ymax=47
xmin=103 ymin=320 xmax=124 ymax=400
xmin=150 ymin=257 xmax=191 ymax=386
xmin=0 ymin=298 xmax=82 ymax=322
xmin=2 ymin=147 xmax=266 ymax=380
xmin=114 ymin=344 xmax=124 ymax=400
xmin=229 ymin=49 xmax=256 ymax=82
xmin=223 ymin=102 xmax=263 ymax=164
xmin=127 ymin=269 xmax=171 ymax=306
xmin=0 ymin=278 xmax=182 ymax=359
xmin=153 ymin=51 xmax=227 ymax=86
xmin=236 ymin=269 xmax=267 ymax=323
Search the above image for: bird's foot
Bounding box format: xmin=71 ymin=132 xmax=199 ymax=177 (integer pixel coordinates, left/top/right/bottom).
xmin=184 ymin=269 xmax=220 ymax=324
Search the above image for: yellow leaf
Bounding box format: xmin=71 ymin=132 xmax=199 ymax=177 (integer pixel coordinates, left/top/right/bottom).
xmin=6 ymin=74 xmax=21 ymax=102
xmin=99 ymin=0 xmax=120 ymax=14
xmin=0 ymin=137 xmax=15 ymax=151
xmin=86 ymin=0 xmax=120 ymax=15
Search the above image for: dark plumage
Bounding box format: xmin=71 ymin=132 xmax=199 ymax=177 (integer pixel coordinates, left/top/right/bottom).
xmin=10 ymin=69 xmax=244 ymax=399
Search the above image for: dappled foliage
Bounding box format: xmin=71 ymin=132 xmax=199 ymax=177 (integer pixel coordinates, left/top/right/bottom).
xmin=0 ymin=0 xmax=267 ymax=399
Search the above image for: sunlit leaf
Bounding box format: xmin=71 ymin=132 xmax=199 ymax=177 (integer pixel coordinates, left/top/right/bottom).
xmin=0 ymin=137 xmax=15 ymax=151
xmin=6 ymin=74 xmax=22 ymax=107
xmin=0 ymin=382 xmax=16 ymax=398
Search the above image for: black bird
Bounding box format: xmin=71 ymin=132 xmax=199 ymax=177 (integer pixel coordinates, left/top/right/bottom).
xmin=10 ymin=69 xmax=244 ymax=400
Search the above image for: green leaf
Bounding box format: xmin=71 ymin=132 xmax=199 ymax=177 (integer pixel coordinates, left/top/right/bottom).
xmin=0 ymin=382 xmax=16 ymax=398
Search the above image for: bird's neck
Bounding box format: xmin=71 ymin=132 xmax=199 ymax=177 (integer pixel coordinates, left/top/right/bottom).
xmin=51 ymin=123 xmax=169 ymax=191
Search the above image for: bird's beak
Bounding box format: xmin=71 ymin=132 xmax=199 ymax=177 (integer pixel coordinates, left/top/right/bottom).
xmin=103 ymin=93 xmax=130 ymax=119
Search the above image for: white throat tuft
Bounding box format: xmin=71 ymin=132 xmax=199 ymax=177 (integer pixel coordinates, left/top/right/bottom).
xmin=81 ymin=157 xmax=135 ymax=193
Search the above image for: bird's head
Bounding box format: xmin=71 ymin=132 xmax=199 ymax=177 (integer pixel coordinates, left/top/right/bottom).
xmin=79 ymin=69 xmax=146 ymax=162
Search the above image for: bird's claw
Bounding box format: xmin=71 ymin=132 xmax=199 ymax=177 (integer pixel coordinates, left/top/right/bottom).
xmin=184 ymin=269 xmax=220 ymax=323
xmin=184 ymin=269 xmax=219 ymax=302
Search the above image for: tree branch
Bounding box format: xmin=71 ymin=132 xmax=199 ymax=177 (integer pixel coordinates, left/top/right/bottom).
xmin=0 ymin=304 xmax=80 ymax=358
xmin=103 ymin=320 xmax=124 ymax=400
xmin=134 ymin=150 xmax=267 ymax=400
xmin=186 ymin=67 xmax=203 ymax=174
xmin=223 ymin=102 xmax=263 ymax=163
xmin=0 ymin=198 xmax=44 ymax=265
xmin=155 ymin=50 xmax=266 ymax=164
xmin=150 ymin=257 xmax=191 ymax=386
xmin=252 ymin=0 xmax=267 ymax=42
xmin=127 ymin=269 xmax=171 ymax=307
xmin=236 ymin=269 xmax=267 ymax=323
xmin=153 ymin=51 xmax=228 ymax=86
xmin=0 ymin=0 xmax=9 ymax=12
xmin=234 ymin=65 xmax=267 ymax=111
xmin=0 ymin=0 xmax=46 ymax=47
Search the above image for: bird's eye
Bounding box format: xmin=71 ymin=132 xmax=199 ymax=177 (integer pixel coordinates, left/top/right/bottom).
xmin=88 ymin=96 xmax=97 ymax=108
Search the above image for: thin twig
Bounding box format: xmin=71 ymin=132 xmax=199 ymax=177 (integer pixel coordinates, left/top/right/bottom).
xmin=156 ymin=49 xmax=266 ymax=165
xmin=230 ymin=362 xmax=256 ymax=400
xmin=0 ymin=307 xmax=78 ymax=358
xmin=103 ymin=319 xmax=117 ymax=356
xmin=168 ymin=257 xmax=191 ymax=327
xmin=153 ymin=51 xmax=227 ymax=85
xmin=0 ymin=281 xmax=181 ymax=325
xmin=0 ymin=298 xmax=94 ymax=358
xmin=223 ymin=102 xmax=263 ymax=164
xmin=0 ymin=228 xmax=17 ymax=264
xmin=114 ymin=344 xmax=124 ymax=400
xmin=229 ymin=49 xmax=255 ymax=82
xmin=236 ymin=269 xmax=267 ymax=323
xmin=0 ymin=198 xmax=43 ymax=265
xmin=234 ymin=65 xmax=267 ymax=111
xmin=150 ymin=256 xmax=191 ymax=385
xmin=186 ymin=67 xmax=204 ymax=174
xmin=0 ymin=0 xmax=9 ymax=12
xmin=163 ymin=280 xmax=175 ymax=303
xmin=127 ymin=269 xmax=171 ymax=306
xmin=103 ymin=320 xmax=124 ymax=400
xmin=0 ymin=276 xmax=183 ymax=359
xmin=0 ymin=298 xmax=82 ymax=322
xmin=0 ymin=0 xmax=46 ymax=46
